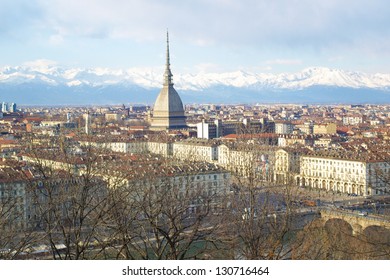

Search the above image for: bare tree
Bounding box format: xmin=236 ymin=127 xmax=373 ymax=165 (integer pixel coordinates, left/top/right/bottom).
xmin=104 ymin=159 xmax=229 ymax=260
xmin=291 ymin=212 xmax=390 ymax=260
xmin=217 ymin=131 xmax=307 ymax=259
xmin=21 ymin=134 xmax=112 ymax=259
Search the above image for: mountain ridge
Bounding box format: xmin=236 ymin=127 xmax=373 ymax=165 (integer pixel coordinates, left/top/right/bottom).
xmin=1 ymin=64 xmax=390 ymax=90
xmin=0 ymin=63 xmax=389 ymax=105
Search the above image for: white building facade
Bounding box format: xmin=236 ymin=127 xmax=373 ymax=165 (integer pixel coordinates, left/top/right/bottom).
xmin=300 ymin=155 xmax=389 ymax=196
xmin=172 ymin=140 xmax=218 ymax=162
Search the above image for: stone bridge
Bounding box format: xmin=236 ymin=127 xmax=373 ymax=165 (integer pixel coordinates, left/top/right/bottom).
xmin=320 ymin=208 xmax=390 ymax=234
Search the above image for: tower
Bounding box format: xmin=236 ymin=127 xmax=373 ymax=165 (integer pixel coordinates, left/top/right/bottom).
xmin=150 ymin=31 xmax=187 ymax=130
xmin=66 ymin=112 xmax=72 ymax=123
xmin=84 ymin=111 xmax=91 ymax=135
xmin=10 ymin=103 xmax=17 ymax=113
xmin=2 ymin=102 xmax=8 ymax=113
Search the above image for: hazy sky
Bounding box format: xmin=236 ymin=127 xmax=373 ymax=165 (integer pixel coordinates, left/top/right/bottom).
xmin=1 ymin=0 xmax=389 ymax=73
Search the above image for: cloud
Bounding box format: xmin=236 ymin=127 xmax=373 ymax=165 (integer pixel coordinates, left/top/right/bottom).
xmin=328 ymin=56 xmax=344 ymax=62
xmin=35 ymin=0 xmax=164 ymax=40
xmin=0 ymin=0 xmax=43 ymax=37
xmin=2 ymin=0 xmax=390 ymax=72
xmin=49 ymin=34 xmax=64 ymax=45
xmin=265 ymin=59 xmax=303 ymax=66
xmin=22 ymin=59 xmax=58 ymax=72
xmin=194 ymin=63 xmax=223 ymax=73
xmin=30 ymin=1 xmax=388 ymax=51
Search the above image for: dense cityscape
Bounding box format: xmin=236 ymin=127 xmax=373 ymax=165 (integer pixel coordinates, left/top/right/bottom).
xmin=0 ymin=34 xmax=389 ymax=260
xmin=2 ymin=6 xmax=390 ymax=280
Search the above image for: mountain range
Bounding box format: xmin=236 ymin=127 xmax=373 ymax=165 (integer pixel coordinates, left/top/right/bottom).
xmin=0 ymin=64 xmax=389 ymax=105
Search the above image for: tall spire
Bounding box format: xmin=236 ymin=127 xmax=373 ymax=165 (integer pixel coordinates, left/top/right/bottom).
xmin=150 ymin=30 xmax=186 ymax=130
xmin=164 ymin=30 xmax=173 ymax=86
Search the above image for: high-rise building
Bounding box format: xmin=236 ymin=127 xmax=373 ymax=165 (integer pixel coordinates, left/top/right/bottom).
xmin=10 ymin=103 xmax=16 ymax=113
xmin=84 ymin=111 xmax=91 ymax=135
xmin=150 ymin=32 xmax=186 ymax=130
xmin=197 ymin=119 xmax=222 ymax=139
xmin=1 ymin=102 xmax=8 ymax=113
xmin=66 ymin=113 xmax=72 ymax=123
xmin=197 ymin=120 xmax=216 ymax=139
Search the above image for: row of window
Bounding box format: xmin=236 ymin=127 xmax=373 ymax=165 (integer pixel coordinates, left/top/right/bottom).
xmin=304 ymin=158 xmax=364 ymax=167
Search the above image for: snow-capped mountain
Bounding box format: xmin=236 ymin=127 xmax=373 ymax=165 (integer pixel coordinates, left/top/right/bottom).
xmin=1 ymin=64 xmax=390 ymax=90
xmin=178 ymin=67 xmax=390 ymax=91
xmin=0 ymin=63 xmax=389 ymax=105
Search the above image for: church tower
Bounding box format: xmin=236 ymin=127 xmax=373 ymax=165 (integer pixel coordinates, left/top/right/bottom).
xmin=150 ymin=32 xmax=187 ymax=130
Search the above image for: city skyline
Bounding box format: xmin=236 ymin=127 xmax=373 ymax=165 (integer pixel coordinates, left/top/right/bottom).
xmin=1 ymin=0 xmax=390 ymax=74
xmin=1 ymin=1 xmax=390 ymax=269
xmin=1 ymin=101 xmax=390 ymax=262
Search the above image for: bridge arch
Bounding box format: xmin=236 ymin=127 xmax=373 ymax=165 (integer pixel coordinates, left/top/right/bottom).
xmin=363 ymin=225 xmax=390 ymax=241
xmin=324 ymin=218 xmax=353 ymax=235
xmin=320 ymin=209 xmax=390 ymax=235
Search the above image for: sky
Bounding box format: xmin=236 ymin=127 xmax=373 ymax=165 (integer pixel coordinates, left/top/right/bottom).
xmin=0 ymin=0 xmax=390 ymax=74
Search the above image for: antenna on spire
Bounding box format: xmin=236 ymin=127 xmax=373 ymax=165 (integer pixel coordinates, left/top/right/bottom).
xmin=166 ymin=29 xmax=170 ymax=68
xmin=164 ymin=29 xmax=173 ymax=86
